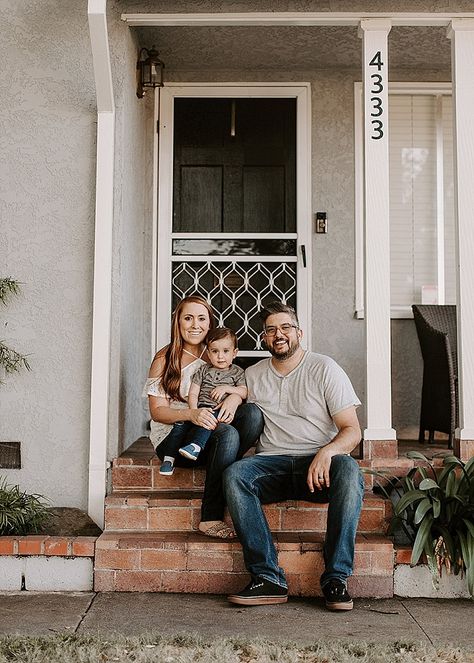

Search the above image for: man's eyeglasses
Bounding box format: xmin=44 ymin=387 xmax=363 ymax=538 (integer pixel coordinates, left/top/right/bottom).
xmin=262 ymin=324 xmax=299 ymax=337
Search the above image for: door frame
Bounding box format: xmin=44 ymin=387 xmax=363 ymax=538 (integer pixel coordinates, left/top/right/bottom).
xmin=153 ymin=82 xmax=312 ymax=354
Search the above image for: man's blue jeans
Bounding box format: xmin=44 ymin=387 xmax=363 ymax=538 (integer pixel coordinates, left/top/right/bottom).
xmin=223 ymin=452 xmax=364 ymax=588
xmin=156 ymin=403 xmax=264 ymax=522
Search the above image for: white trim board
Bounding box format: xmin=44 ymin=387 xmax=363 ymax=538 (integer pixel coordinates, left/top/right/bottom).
xmin=154 ymin=83 xmax=312 ymax=354
xmin=122 ymin=12 xmax=474 ymax=27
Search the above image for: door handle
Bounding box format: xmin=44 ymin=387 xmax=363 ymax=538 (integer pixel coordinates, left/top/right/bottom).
xmin=300 ymin=244 xmax=307 ymax=268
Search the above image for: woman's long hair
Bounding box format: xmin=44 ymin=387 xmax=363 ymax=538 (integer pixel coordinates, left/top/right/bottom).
xmin=161 ymin=295 xmax=216 ymax=402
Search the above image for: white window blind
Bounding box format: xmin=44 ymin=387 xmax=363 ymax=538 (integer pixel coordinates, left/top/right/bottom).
xmin=389 ymin=94 xmax=455 ymax=311
xmin=354 ymin=84 xmax=455 ymax=319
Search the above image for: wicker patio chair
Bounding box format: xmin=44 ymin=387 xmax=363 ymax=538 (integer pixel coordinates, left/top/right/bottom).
xmin=412 ymin=304 xmax=458 ymax=449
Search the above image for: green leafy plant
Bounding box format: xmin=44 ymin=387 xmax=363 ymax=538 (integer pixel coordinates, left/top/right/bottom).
xmin=0 ymin=477 xmax=52 ymax=535
xmin=365 ymin=451 xmax=474 ymax=598
xmin=0 ymin=277 xmax=30 ymax=382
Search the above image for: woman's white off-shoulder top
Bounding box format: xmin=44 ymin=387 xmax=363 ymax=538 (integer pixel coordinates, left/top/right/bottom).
xmin=143 ymin=356 xmax=207 ymax=448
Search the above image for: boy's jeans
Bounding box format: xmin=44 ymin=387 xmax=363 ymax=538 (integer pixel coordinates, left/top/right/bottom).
xmin=187 ymin=409 xmax=219 ymax=450
xmin=224 ymin=453 xmax=364 ymax=588
xmin=157 ymin=410 xmax=219 ymax=457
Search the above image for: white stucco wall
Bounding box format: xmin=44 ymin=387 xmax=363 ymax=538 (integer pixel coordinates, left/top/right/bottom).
xmin=0 ymin=1 xmax=96 ymax=507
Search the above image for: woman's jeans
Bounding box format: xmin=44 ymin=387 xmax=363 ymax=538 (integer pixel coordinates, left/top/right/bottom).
xmin=155 ymin=403 xmax=264 ymax=522
xmin=223 ymin=453 xmax=364 ymax=588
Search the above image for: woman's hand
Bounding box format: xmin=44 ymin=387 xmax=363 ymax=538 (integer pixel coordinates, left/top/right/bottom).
xmin=210 ymin=385 xmax=230 ymax=403
xmin=190 ymin=407 xmax=217 ymax=430
xmin=216 ymin=393 xmax=242 ymax=424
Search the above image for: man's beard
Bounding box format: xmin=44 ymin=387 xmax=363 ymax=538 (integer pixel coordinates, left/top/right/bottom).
xmin=268 ymin=337 xmax=300 ymax=361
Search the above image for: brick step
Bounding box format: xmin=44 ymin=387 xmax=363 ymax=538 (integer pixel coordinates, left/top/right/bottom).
xmin=94 ymin=530 xmax=394 ymax=598
xmin=112 ymin=437 xmax=449 ymax=493
xmin=104 ymin=490 xmax=391 ymax=535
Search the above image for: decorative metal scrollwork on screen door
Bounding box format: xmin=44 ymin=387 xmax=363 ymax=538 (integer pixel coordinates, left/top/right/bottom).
xmin=171 ymin=237 xmax=297 ymax=352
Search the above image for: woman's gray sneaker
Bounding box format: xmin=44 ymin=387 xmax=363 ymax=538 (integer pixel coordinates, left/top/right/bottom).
xmin=322 ymin=579 xmax=353 ymax=611
xmin=228 ymin=576 xmax=288 ymax=605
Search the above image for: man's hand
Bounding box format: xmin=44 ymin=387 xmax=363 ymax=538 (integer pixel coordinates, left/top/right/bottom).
xmin=307 ymin=446 xmax=335 ymax=492
xmin=306 ymin=406 xmax=361 ymax=492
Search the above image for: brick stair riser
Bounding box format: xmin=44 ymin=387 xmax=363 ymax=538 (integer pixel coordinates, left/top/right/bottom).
xmin=104 ymin=496 xmax=392 ymax=535
xmin=94 ymin=535 xmax=393 ymax=598
xmin=112 ymin=456 xmax=443 ymax=493
xmin=111 ymin=464 xmax=205 ymax=492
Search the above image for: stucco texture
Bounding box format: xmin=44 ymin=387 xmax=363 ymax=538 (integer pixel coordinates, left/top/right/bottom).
xmin=106 ymin=5 xmax=152 ymax=458
xmin=0 ymin=1 xmax=96 ymax=506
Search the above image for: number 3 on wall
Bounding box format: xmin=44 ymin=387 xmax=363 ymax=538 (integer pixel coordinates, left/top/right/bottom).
xmin=368 ymin=51 xmax=384 ymax=140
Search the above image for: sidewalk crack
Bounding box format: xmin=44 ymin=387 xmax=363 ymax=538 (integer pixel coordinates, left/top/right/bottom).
xmin=74 ymin=593 xmax=97 ymax=633
xmin=399 ymin=599 xmax=434 ymax=646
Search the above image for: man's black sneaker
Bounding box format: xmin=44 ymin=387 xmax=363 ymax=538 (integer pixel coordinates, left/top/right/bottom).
xmin=322 ymin=579 xmax=353 ymax=611
xmin=228 ymin=576 xmax=288 ymax=605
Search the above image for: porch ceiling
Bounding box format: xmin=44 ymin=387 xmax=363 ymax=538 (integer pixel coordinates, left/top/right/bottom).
xmin=134 ymin=25 xmax=451 ymax=71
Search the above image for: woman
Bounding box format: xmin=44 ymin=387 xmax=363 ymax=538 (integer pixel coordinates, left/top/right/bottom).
xmin=145 ymin=295 xmax=262 ymax=539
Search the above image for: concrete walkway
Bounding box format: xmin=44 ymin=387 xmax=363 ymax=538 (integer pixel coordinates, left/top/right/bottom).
xmin=0 ymin=593 xmax=473 ymax=649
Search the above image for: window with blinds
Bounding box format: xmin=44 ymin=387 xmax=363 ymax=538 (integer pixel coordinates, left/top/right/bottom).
xmin=354 ymin=84 xmax=455 ymax=319
xmin=389 ymin=93 xmax=455 ymax=313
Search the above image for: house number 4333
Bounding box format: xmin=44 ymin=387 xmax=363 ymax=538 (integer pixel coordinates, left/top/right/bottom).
xmin=369 ymin=51 xmax=384 ymax=140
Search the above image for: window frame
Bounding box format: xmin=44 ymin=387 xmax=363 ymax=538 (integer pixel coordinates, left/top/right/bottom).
xmin=354 ymin=81 xmax=453 ymax=320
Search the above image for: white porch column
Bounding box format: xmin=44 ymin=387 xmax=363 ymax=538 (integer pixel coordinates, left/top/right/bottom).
xmin=448 ymin=19 xmax=474 ymax=460
xmin=359 ymin=19 xmax=397 ymax=455
xmin=87 ymin=0 xmax=115 ymax=526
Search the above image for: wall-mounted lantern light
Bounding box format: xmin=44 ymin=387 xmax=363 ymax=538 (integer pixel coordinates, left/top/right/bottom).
xmin=137 ymin=46 xmax=164 ymax=98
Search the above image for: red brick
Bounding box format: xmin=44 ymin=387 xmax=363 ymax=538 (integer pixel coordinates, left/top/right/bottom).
xmin=0 ymin=537 xmax=17 ymax=554
xmin=95 ymin=549 xmax=140 ymax=570
xmin=148 ymin=507 xmax=193 ymax=531
xmin=362 ymin=439 xmax=398 ymax=460
xmin=454 ymin=439 xmax=474 ymax=461
xmin=295 ymin=573 xmax=322 ymax=597
xmin=281 ymin=508 xmax=327 ymax=532
xmin=72 ymin=537 xmax=97 ymax=557
xmin=44 ymin=537 xmax=70 ymax=556
xmin=94 ymin=570 xmax=115 ymax=591
xmin=193 ymin=468 xmax=206 ymax=487
xmin=17 ymin=536 xmax=47 ymax=555
xmin=232 ymin=551 xmax=246 ymax=573
xmin=206 ymin=573 xmax=247 ymax=594
xmin=115 ymin=570 xmax=163 ymax=592
xmin=348 ymin=575 xmax=393 ymax=598
xmin=358 ymin=509 xmax=386 ymax=533
xmin=369 ymin=549 xmax=395 ymax=574
xmin=278 ymin=550 xmax=322 ymax=575
xmin=187 ymin=551 xmax=233 ymax=572
xmin=262 ymin=505 xmax=282 ymax=530
xmin=353 ymin=550 xmax=372 ymax=572
xmin=95 ymin=534 xmax=119 ymax=550
xmin=187 ymin=538 xmax=232 ymax=551
xmin=395 ymin=546 xmax=412 ymax=565
xmin=140 ymin=549 xmax=187 ymax=570
xmin=286 ymin=573 xmax=302 ymax=596
xmin=112 ymin=466 xmax=152 ymax=489
xmin=161 ymin=571 xmax=211 ymax=593
xmin=152 ymin=468 xmax=195 ymax=490
xmin=105 ymin=507 xmax=147 ymax=530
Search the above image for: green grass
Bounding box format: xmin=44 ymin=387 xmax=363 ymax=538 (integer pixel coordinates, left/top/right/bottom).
xmin=0 ymin=633 xmax=472 ymax=663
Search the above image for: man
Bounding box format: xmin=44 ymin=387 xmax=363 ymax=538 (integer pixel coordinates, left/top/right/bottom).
xmin=224 ymin=301 xmax=364 ymax=611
